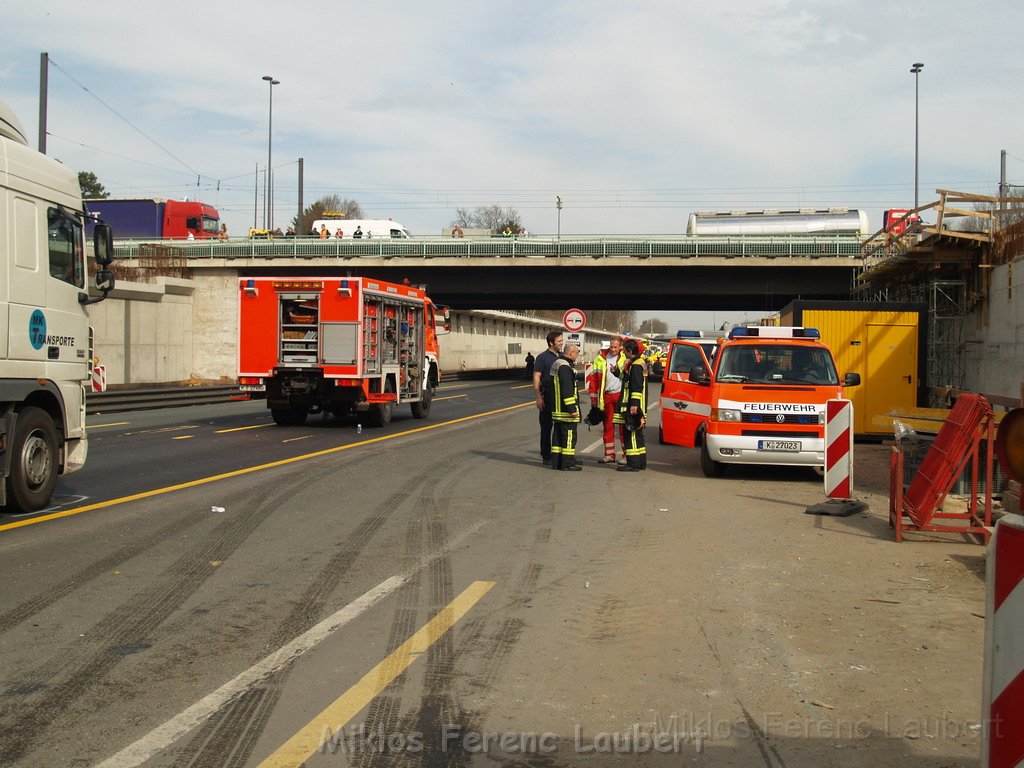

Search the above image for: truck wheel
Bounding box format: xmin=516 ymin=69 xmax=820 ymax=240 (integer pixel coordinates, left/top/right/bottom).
xmin=368 ymin=382 xmax=394 ymax=427
xmin=411 ymin=387 xmax=433 ymax=419
xmin=271 ymin=407 xmax=307 ymax=426
xmin=700 ymin=440 xmax=728 ymax=478
xmin=5 ymin=407 xmax=59 ymax=513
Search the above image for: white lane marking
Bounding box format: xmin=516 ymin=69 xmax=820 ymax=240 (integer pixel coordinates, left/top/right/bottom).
xmin=95 ymin=518 xmax=489 ymax=768
xmin=282 ymin=435 xmax=314 ymax=443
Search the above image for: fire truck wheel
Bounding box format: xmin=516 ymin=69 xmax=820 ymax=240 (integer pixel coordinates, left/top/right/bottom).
xmin=700 ymin=440 xmax=728 ymax=478
xmin=271 ymin=407 xmax=308 ymax=426
xmin=368 ymin=382 xmax=395 ymax=427
xmin=411 ymin=387 xmax=433 ymax=419
xmin=5 ymin=406 xmax=59 ymax=513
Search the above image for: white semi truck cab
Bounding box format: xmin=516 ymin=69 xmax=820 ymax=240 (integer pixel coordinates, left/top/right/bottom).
xmin=1 ymin=98 xmax=115 ymax=513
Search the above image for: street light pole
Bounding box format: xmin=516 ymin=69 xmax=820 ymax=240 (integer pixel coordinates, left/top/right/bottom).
xmin=556 ymin=196 xmax=562 ymax=239
xmin=262 ymin=75 xmax=279 ymax=230
xmin=911 ymin=62 xmax=924 ymax=212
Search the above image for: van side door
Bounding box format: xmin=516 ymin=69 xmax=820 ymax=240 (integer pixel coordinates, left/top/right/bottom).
xmin=659 ymin=340 xmax=713 ymax=447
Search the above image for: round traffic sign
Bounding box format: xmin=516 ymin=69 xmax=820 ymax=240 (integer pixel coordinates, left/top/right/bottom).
xmin=563 ymin=308 xmax=586 ymax=332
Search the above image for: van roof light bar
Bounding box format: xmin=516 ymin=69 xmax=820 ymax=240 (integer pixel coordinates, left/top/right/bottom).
xmin=727 ymin=326 xmax=820 ymax=340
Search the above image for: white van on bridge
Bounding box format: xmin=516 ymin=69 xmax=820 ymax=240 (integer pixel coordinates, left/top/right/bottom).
xmin=310 ymin=218 xmax=411 ymax=239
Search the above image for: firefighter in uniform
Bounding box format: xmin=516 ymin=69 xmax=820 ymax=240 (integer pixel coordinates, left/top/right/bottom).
xmin=587 ymin=336 xmax=627 ymax=464
xmin=614 ymin=338 xmax=648 ymax=471
xmin=550 ymin=342 xmax=583 ymax=471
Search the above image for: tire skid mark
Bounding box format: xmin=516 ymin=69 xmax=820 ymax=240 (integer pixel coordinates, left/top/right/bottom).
xmin=349 ymin=522 xmax=426 ymax=768
xmin=368 ymin=503 xmax=557 ymax=768
xmin=0 ymin=507 xmax=214 ymax=635
xmin=170 ymin=464 xmax=450 ymax=768
xmin=0 ymin=471 xmax=313 ymax=765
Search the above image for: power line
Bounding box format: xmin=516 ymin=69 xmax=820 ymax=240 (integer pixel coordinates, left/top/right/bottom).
xmin=48 ymin=56 xmax=202 ymax=178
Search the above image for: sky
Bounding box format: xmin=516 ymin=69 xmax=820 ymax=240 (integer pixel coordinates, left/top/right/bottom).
xmin=3 ymin=1 xmax=1022 ymax=325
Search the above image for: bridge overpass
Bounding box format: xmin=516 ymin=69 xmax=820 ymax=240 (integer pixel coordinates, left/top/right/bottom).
xmin=113 ymin=234 xmax=864 ymax=311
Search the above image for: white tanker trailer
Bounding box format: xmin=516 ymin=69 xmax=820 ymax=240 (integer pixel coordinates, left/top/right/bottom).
xmin=686 ymin=208 xmax=869 ymax=236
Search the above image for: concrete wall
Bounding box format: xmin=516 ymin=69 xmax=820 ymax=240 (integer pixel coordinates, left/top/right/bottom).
xmin=87 ymin=273 xmax=616 ymax=386
xmin=964 ymin=258 xmax=1024 ymax=400
xmin=88 ymin=277 xmax=197 ymax=385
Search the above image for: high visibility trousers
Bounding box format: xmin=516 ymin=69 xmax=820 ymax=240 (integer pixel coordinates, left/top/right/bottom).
xmin=551 ymin=420 xmax=578 ymax=469
xmin=621 ymin=424 xmax=647 ymax=470
xmin=600 ymin=391 xmax=621 ymax=457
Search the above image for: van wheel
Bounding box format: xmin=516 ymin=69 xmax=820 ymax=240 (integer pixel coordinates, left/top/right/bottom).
xmin=812 ymin=465 xmax=825 ymax=478
xmin=271 ymin=407 xmax=308 ymax=426
xmin=700 ymin=440 xmax=728 ymax=478
xmin=411 ymin=386 xmax=433 ymax=419
xmin=368 ymin=381 xmax=394 ymax=427
xmin=5 ymin=407 xmax=59 ymax=513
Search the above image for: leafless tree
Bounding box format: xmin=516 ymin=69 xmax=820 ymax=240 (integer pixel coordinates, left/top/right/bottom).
xmin=295 ymin=195 xmax=364 ymax=233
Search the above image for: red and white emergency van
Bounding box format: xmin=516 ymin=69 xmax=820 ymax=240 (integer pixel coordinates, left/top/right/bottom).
xmin=659 ymin=327 xmax=860 ymax=477
xmin=237 ymin=277 xmax=449 ymax=427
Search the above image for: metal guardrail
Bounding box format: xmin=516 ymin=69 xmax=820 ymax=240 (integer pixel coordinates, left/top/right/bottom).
xmin=112 ymin=235 xmax=865 ymax=261
xmin=85 ymin=371 xmax=525 ymax=414
xmin=86 ymin=385 xmax=241 ymax=414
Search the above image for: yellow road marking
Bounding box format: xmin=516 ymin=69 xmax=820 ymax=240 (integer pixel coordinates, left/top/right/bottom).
xmin=438 ymin=383 xmax=471 ymax=390
xmin=0 ymin=402 xmax=532 ymax=533
xmin=215 ymin=423 xmax=269 ymax=433
xmin=89 ymin=421 xmax=130 ymax=429
xmin=171 ymin=436 xmax=194 ymax=440
xmin=258 ymin=581 xmax=495 ymax=767
xmin=434 ymin=394 xmax=467 ymax=401
xmin=509 ymin=383 xmax=533 ymax=390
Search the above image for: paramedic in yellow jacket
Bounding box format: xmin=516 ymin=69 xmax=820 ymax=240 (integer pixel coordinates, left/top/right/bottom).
xmin=587 ymin=336 xmax=627 ymax=464
xmin=614 ymin=338 xmax=648 ymax=472
xmin=550 ymin=342 xmax=583 ymax=471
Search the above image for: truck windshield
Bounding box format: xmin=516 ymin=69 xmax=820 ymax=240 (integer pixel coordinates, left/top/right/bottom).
xmin=202 ymin=216 xmax=220 ymax=235
xmin=715 ymin=344 xmax=838 ymax=385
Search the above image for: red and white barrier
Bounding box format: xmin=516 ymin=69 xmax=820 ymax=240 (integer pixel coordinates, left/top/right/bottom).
xmin=91 ymin=364 xmax=107 ymax=393
xmin=824 ymin=398 xmax=853 ymax=499
xmin=982 ymin=513 xmax=1024 ymax=767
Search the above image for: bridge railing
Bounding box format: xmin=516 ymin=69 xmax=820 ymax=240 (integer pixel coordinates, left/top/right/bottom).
xmin=112 ymin=235 xmax=864 ymax=260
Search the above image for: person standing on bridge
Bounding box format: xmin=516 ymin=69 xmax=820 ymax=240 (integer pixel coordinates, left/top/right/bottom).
xmin=588 ymin=336 xmax=626 ymax=464
xmin=550 ymin=342 xmax=582 ymax=471
xmin=532 ymin=330 xmax=563 ymax=465
xmin=614 ymin=338 xmax=648 ymax=472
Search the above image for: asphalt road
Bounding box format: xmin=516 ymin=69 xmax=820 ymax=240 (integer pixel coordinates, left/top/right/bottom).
xmin=0 ymin=378 xmax=986 ymax=767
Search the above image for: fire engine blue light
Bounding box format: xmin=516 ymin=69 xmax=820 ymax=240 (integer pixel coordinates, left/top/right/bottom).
xmin=246 ymin=279 xmax=255 ymax=288
xmin=727 ymin=328 xmax=751 ymax=338
xmin=676 ymin=329 xmax=702 ymax=338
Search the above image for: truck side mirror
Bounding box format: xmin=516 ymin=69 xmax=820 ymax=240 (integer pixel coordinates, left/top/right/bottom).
xmin=843 ymin=372 xmax=861 ymax=387
xmin=93 ymin=223 xmax=114 ymax=265
xmin=436 ymin=305 xmax=452 ymax=334
xmin=80 ymin=269 xmax=115 ymax=305
xmin=689 ymin=365 xmax=711 ymax=385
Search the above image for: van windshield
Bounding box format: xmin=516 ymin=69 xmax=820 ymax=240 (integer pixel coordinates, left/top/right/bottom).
xmin=715 ymin=344 xmax=838 ymax=385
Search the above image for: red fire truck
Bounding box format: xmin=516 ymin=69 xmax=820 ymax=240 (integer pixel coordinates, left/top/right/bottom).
xmin=237 ymin=277 xmax=449 ymax=426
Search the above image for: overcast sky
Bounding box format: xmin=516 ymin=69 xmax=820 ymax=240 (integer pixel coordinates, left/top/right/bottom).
xmin=4 ymin=1 xmax=1022 ymax=325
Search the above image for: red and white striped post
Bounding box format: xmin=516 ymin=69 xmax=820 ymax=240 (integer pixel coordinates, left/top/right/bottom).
xmin=825 ymin=398 xmax=853 ymax=498
xmin=805 ymin=399 xmax=866 ymax=516
xmin=982 ymin=513 xmax=1024 ymax=768
xmin=91 ymin=364 xmax=107 ymax=393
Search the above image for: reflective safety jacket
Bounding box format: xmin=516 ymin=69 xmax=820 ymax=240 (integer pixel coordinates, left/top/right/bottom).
xmin=614 ymin=358 xmax=648 ymax=425
xmin=551 ymin=357 xmax=581 ymax=423
xmin=587 ymin=350 xmax=627 ymax=410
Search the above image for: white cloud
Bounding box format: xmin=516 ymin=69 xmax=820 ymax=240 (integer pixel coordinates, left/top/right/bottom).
xmin=2 ymin=0 xmax=1022 ymax=239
